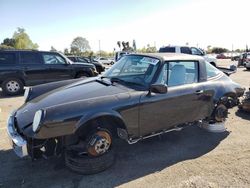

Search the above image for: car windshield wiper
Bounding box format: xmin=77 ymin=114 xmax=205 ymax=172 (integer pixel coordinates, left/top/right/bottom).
xmin=110 ymin=77 xmax=144 ymax=87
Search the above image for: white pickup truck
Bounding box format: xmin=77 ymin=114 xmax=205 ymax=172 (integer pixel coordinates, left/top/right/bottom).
xmin=159 ymin=46 xmax=217 ymax=67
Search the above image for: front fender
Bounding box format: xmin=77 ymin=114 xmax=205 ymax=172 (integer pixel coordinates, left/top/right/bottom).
xmin=34 ymin=95 xmax=126 ymax=139
xmin=75 ymin=110 xmax=125 ymax=131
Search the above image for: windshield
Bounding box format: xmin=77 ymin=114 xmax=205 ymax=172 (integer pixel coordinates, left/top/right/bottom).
xmin=103 ymin=55 xmax=160 ymax=86
xmin=59 ymin=53 xmax=73 ymax=64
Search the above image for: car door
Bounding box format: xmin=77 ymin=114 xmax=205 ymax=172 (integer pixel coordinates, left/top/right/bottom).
xmin=19 ymin=51 xmax=48 ymax=86
xmin=139 ymin=61 xmax=207 ymax=136
xmin=41 ymin=52 xmax=73 ymax=82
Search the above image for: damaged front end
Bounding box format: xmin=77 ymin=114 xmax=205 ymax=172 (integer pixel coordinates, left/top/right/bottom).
xmin=239 ymin=88 xmax=250 ymax=113
xmin=7 ymin=111 xmax=64 ymax=160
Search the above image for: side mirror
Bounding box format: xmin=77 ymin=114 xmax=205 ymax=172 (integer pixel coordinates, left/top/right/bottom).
xmin=150 ymin=84 xmax=168 ymax=94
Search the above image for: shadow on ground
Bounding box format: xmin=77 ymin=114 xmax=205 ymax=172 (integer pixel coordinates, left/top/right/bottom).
xmin=0 ymin=90 xmax=23 ymax=99
xmin=0 ymin=126 xmax=229 ymax=188
xmin=235 ymin=110 xmax=250 ymax=121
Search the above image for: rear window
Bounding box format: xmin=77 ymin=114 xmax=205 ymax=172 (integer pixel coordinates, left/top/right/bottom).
xmin=20 ymin=52 xmax=40 ymax=64
xmin=180 ymin=47 xmax=191 ymax=54
xmin=0 ymin=52 xmax=15 ymax=64
xmin=159 ymin=47 xmax=176 ymax=53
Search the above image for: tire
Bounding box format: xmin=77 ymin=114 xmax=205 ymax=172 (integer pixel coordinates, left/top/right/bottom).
xmin=2 ymin=78 xmax=24 ymax=96
xmin=76 ymin=72 xmax=90 ymax=78
xmin=65 ymin=129 xmax=115 ymax=174
xmin=65 ymin=148 xmax=115 ymax=174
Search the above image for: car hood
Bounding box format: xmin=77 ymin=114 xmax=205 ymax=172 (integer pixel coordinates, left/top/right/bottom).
xmin=15 ymin=79 xmax=130 ymax=129
xmin=72 ymin=62 xmax=95 ymax=68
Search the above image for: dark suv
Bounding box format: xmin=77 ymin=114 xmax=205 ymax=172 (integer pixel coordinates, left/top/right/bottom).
xmin=67 ymin=56 xmax=105 ymax=74
xmin=0 ymin=50 xmax=98 ymax=95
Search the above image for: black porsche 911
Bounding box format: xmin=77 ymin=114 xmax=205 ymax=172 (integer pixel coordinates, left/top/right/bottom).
xmin=7 ymin=53 xmax=244 ymax=174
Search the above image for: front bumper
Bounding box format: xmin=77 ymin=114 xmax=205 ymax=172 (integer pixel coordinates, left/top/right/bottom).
xmin=7 ymin=112 xmax=28 ymax=158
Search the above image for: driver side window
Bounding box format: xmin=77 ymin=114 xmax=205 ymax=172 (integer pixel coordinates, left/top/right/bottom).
xmin=42 ymin=54 xmax=66 ymax=64
xmin=156 ymin=61 xmax=198 ymax=87
xmin=191 ymin=47 xmax=202 ymax=56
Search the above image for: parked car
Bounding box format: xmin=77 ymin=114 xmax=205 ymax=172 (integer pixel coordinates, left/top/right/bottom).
xmin=7 ymin=53 xmax=244 ymax=174
xmin=0 ymin=50 xmax=98 ymax=95
xmin=95 ymin=57 xmax=114 ymax=65
xmin=216 ymin=53 xmax=227 ymax=59
xmin=67 ymin=56 xmax=105 ymax=74
xmin=159 ymin=46 xmax=217 ymax=67
xmin=231 ymin=55 xmax=240 ymax=61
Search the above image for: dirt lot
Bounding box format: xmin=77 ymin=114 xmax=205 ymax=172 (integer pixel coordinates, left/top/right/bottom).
xmin=0 ymin=60 xmax=250 ymax=188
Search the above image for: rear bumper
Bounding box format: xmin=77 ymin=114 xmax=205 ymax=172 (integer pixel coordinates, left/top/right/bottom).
xmin=7 ymin=112 xmax=28 ymax=158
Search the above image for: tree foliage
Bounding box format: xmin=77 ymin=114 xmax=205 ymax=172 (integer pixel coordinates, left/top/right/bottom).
xmin=12 ymin=27 xmax=38 ymax=49
xmin=137 ymin=44 xmax=157 ymax=53
xmin=1 ymin=38 xmax=16 ymax=47
xmin=70 ymin=37 xmax=90 ymax=55
xmin=64 ymin=48 xmax=69 ymax=54
xmin=211 ymin=47 xmax=229 ymax=54
xmin=0 ymin=44 xmax=15 ymax=50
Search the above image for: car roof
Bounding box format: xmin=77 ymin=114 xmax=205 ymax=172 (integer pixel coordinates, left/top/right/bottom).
xmin=0 ymin=49 xmax=59 ymax=53
xmin=160 ymin=45 xmax=190 ymax=48
xmin=129 ymin=53 xmax=204 ymax=62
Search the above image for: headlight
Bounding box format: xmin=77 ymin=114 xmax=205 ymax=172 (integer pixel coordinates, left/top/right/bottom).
xmin=32 ymin=110 xmax=43 ymax=132
xmin=24 ymin=87 xmax=31 ymax=102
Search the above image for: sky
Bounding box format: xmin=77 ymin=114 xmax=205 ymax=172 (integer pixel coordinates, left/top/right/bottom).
xmin=0 ymin=0 xmax=250 ymax=52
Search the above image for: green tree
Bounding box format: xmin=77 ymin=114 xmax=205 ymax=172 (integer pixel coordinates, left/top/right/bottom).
xmin=70 ymin=37 xmax=90 ymax=55
xmin=64 ymin=48 xmax=69 ymax=54
xmin=235 ymin=49 xmax=244 ymax=53
xmin=13 ymin=27 xmax=38 ymax=49
xmin=0 ymin=44 xmax=15 ymax=50
xmin=1 ymin=38 xmax=16 ymax=47
xmin=211 ymin=47 xmax=229 ymax=54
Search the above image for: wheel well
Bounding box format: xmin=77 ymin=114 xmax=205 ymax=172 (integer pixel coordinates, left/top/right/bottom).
xmin=2 ymin=76 xmax=25 ymax=86
xmin=75 ymin=115 xmax=127 ymax=139
xmin=218 ymin=92 xmax=237 ymax=108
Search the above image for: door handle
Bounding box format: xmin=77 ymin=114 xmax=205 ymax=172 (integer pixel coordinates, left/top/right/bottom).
xmin=196 ymin=90 xmax=204 ymax=95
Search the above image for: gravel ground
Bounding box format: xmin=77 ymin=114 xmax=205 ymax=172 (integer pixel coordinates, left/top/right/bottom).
xmin=0 ymin=60 xmax=250 ymax=188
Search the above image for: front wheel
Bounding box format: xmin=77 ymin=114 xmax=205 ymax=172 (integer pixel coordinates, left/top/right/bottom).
xmin=2 ymin=78 xmax=24 ymax=96
xmin=65 ymin=129 xmax=115 ymax=174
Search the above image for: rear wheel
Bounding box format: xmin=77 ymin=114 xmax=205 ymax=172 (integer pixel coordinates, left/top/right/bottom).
xmin=65 ymin=129 xmax=115 ymax=174
xmin=199 ymin=103 xmax=228 ymax=133
xmin=2 ymin=78 xmax=24 ymax=96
